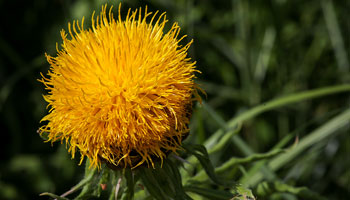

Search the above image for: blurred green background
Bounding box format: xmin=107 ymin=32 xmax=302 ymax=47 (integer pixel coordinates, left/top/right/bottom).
xmin=0 ymin=0 xmax=349 ymax=199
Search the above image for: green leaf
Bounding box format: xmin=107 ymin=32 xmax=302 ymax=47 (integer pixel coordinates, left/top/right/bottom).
xmin=191 ymin=148 xmax=286 ymax=183
xmin=205 ymin=84 xmax=350 ymax=154
xmin=321 ymin=0 xmax=349 ymax=72
xmin=232 ymin=185 xmax=256 ymax=200
xmin=184 ymin=186 xmax=233 ymax=200
xmin=218 ymin=149 xmax=286 ymax=173
xmin=108 ymin=170 xmax=120 ymax=200
xmin=138 ymin=159 xmax=194 ymax=200
xmin=139 ymin=167 xmax=170 ymax=200
xmin=256 ymin=181 xmax=327 ymax=200
xmin=200 ymin=101 xmax=242 ymax=154
xmin=121 ymin=168 xmax=135 ymax=200
xmin=163 ymin=159 xmax=193 ymax=200
xmin=245 ymin=109 xmax=350 ymax=186
xmin=186 ymin=85 xmax=350 ymax=185
xmin=208 ymin=123 xmax=242 ymax=154
xmin=75 ymin=165 xmax=105 ymax=200
xmin=182 ymin=144 xmax=229 ymax=186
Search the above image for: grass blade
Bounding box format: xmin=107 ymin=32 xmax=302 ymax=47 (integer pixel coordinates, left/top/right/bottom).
xmin=205 ymin=84 xmax=350 ymax=152
xmin=245 ymin=109 xmax=350 ymax=186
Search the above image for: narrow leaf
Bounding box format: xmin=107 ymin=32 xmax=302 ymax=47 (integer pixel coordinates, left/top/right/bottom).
xmin=184 ymin=186 xmax=233 ymax=200
xmin=121 ymin=168 xmax=135 ymax=200
xmin=139 ymin=167 xmax=170 ymax=200
xmin=246 ymin=109 xmax=350 ymax=186
xmin=183 ymin=144 xmax=227 ymax=186
xmin=163 ymin=159 xmax=193 ymax=200
xmin=39 ymin=192 xmax=70 ymax=200
xmin=256 ymin=181 xmax=327 ymax=200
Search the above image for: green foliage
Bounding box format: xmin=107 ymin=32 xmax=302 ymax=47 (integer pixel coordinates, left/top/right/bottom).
xmin=256 ymin=181 xmax=327 ymax=200
xmin=183 ymin=144 xmax=229 ymax=186
xmin=121 ymin=168 xmax=135 ymax=200
xmin=184 ymin=186 xmax=234 ymax=200
xmin=1 ymin=0 xmax=349 ymax=199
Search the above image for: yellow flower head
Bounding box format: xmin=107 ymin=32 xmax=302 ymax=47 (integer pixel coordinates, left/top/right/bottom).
xmin=39 ymin=4 xmax=201 ymax=169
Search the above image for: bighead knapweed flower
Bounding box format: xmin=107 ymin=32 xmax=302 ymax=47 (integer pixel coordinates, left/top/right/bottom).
xmin=39 ymin=4 xmax=201 ymax=169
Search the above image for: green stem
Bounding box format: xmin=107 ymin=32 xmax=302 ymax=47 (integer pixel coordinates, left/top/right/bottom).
xmin=60 ymin=161 xmax=96 ymax=198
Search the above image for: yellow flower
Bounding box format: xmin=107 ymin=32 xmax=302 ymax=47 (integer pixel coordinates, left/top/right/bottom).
xmin=39 ymin=4 xmax=201 ymax=169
